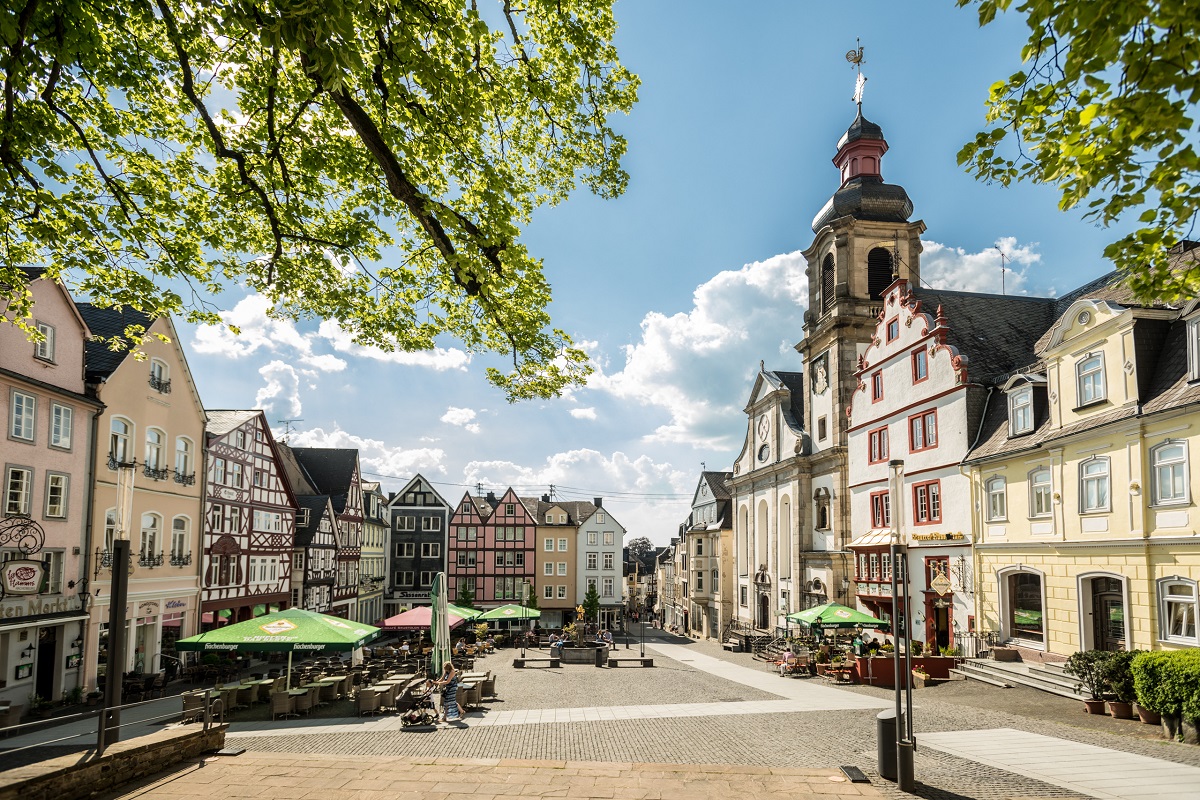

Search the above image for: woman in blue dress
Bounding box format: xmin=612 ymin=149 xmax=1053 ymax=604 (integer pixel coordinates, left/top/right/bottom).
xmin=434 ymin=661 xmax=461 ymax=722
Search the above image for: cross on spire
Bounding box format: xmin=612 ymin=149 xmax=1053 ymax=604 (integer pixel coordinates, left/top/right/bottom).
xmin=846 ymin=39 xmax=866 ymax=108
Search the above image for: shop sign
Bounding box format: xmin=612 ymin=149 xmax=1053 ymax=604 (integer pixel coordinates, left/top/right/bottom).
xmin=1 ymin=559 xmax=45 ymax=595
xmin=15 ymin=663 xmax=33 ymax=680
xmin=0 ymin=594 xmax=81 ymax=620
xmin=930 ymin=573 xmax=953 ymax=595
xmin=909 ymin=531 xmax=966 ymax=543
xmin=165 ymin=599 xmax=188 ymax=610
xmin=66 ymin=654 xmax=82 ymax=669
xmin=139 ymin=601 xmax=160 ymax=615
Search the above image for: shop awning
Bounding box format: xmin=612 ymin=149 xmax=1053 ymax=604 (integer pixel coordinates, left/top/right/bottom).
xmin=847 ymin=530 xmax=894 ymax=548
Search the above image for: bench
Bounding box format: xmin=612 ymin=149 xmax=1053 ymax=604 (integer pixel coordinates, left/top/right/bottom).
xmin=513 ymin=656 xmax=560 ymax=668
xmin=722 ymin=641 xmax=739 ymax=652
xmin=607 ymin=656 xmax=654 ymax=668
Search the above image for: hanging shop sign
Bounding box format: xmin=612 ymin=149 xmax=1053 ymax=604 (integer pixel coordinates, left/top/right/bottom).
xmin=1 ymin=559 xmax=46 ymax=595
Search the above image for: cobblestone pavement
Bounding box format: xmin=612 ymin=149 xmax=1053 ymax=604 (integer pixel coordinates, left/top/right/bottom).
xmin=59 ymin=630 xmax=1200 ymax=800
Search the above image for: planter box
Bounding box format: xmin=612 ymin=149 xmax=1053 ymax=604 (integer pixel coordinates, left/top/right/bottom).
xmin=855 ymin=655 xmax=957 ymax=688
xmin=912 ymin=672 xmax=945 ymax=690
xmin=559 ymin=644 xmax=606 ymax=665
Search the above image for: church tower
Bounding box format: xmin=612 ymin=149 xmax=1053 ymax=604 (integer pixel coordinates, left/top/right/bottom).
xmin=800 ymin=104 xmax=926 ymax=459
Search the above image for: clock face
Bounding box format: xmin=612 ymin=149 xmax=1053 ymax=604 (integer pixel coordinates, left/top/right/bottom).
xmin=757 ymin=444 xmax=770 ymax=462
xmin=757 ymin=415 xmax=770 ymax=441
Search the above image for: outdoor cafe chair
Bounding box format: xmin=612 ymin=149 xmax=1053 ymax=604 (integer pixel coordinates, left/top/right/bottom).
xmin=271 ymin=692 xmax=298 ymax=720
xmin=181 ymin=691 xmax=205 ymax=723
xmin=293 ymin=690 xmax=313 ymax=716
xmin=356 ymin=689 xmax=381 ymax=716
xmin=319 ymin=680 xmax=340 ymax=704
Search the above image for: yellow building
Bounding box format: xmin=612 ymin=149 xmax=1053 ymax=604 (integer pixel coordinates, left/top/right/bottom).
xmin=965 ymin=254 xmax=1200 ymax=657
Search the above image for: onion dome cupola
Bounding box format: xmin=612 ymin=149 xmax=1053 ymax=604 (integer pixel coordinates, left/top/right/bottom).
xmin=811 ymin=107 xmax=914 ymax=234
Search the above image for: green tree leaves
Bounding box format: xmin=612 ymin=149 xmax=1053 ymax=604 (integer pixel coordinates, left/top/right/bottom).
xmin=958 ymin=0 xmax=1200 ymax=299
xmin=0 ymin=0 xmax=638 ymax=399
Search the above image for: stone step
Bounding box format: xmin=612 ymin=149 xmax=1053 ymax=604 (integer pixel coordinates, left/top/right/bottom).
xmin=960 ymin=659 xmax=1084 ymax=700
xmin=949 ymin=667 xmax=1011 ymax=689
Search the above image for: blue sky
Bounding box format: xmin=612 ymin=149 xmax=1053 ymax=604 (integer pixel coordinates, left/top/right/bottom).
xmin=181 ymin=1 xmax=1131 ymax=544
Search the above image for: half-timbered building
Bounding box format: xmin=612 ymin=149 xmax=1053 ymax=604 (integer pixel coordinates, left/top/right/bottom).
xmin=200 ymin=411 xmax=297 ymax=627
xmin=292 ymin=496 xmax=338 ymax=613
xmin=287 ymin=448 xmax=363 ymax=619
xmin=385 ymin=474 xmax=450 ymax=616
xmin=447 ymin=488 xmax=536 ymax=613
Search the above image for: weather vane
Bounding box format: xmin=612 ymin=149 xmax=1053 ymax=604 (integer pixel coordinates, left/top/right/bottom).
xmin=846 ymin=38 xmax=866 ymax=108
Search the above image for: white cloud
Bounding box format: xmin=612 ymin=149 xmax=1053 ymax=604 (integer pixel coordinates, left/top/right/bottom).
xmin=192 ymin=294 xmax=346 ymax=372
xmin=317 ymin=321 xmax=470 ymax=371
xmin=569 ymin=407 xmax=598 ymax=420
xmin=921 ymin=237 xmax=1044 ymax=295
xmin=591 ymin=250 xmax=809 ymax=447
xmin=255 ymin=361 xmax=302 ymax=418
xmin=441 ymin=406 xmax=481 ymax=434
xmin=288 ymin=425 xmax=447 ymax=483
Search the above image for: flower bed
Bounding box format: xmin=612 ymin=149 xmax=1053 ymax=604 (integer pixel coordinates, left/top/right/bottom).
xmin=854 ymin=655 xmax=957 ymax=688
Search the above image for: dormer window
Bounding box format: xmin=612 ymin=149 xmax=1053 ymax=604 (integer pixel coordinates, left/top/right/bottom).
xmin=1009 ymin=388 xmax=1033 ymax=435
xmin=1076 ymin=354 xmax=1106 ymax=407
xmin=886 ymin=318 xmax=899 ymax=342
xmin=546 ymin=513 xmax=553 ymax=524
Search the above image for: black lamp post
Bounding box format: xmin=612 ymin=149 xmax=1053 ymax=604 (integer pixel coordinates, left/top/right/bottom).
xmin=99 ymin=464 xmax=135 ymax=753
xmin=888 ymin=459 xmax=915 ymax=791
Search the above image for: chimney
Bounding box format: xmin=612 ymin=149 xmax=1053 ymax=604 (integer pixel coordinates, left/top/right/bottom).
xmin=594 ymin=497 xmax=603 ymax=508
xmin=486 ymin=491 xmax=497 ymax=505
xmin=541 ymin=494 xmax=550 ymax=502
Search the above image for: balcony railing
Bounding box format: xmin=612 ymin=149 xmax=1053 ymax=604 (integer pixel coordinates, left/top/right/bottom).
xmin=139 ymin=550 xmax=164 ymax=568
xmin=170 ymin=552 xmax=192 ymax=567
xmin=149 ymin=375 xmax=172 ymax=394
xmin=173 ymin=470 xmax=196 ymax=486
xmin=143 ymin=464 xmax=171 ymax=481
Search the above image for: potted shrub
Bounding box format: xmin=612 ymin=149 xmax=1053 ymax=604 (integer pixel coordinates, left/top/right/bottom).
xmin=62 ymin=686 xmax=84 ymax=707
xmin=911 ymin=666 xmax=932 ymax=689
xmin=1103 ymin=650 xmax=1138 ymax=720
xmin=814 ymin=649 xmax=831 ymax=675
xmin=1065 ymin=649 xmax=1113 ymax=714
xmin=28 ymin=693 xmax=53 ymax=719
xmin=910 ymin=640 xmax=924 ymax=656
xmin=86 ymin=689 xmax=103 ymax=707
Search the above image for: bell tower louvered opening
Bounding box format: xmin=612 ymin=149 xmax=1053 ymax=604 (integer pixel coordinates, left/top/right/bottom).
xmin=821 ymin=254 xmax=835 ymax=312
xmin=867 ymin=247 xmax=894 ymax=300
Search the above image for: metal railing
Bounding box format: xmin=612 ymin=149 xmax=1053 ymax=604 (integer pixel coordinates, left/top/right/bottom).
xmin=170 ymin=551 xmax=192 ymax=567
xmin=0 ymin=691 xmax=221 ymax=760
xmin=148 ymin=375 xmax=172 ymax=394
xmin=143 ymin=464 xmax=171 ymax=481
xmin=173 ymin=470 xmax=196 ymax=486
xmin=138 ymin=550 xmax=165 ymax=569
xmin=953 ymin=631 xmax=997 ymax=660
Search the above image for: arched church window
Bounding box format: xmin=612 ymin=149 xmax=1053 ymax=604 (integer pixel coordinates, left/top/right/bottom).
xmin=867 ymin=247 xmax=894 ymax=300
xmin=821 ymin=254 xmax=835 ymax=312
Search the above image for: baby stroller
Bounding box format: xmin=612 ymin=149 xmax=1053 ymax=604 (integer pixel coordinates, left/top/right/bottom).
xmin=401 ymin=684 xmax=438 ymax=727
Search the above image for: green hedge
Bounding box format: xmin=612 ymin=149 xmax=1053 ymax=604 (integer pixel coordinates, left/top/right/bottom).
xmin=1132 ymin=649 xmax=1200 ymax=718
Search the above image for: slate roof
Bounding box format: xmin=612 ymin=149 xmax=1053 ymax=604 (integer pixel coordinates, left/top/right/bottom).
xmin=76 ymin=302 xmax=155 ymax=382
xmin=967 ymin=313 xmax=1200 ymax=463
xmin=1031 ymin=270 xmax=1180 ymax=352
xmin=206 ymin=410 xmax=259 ymax=437
xmin=275 ymin=443 xmax=317 ymax=495
xmin=294 ymin=495 xmax=334 ymax=548
xmin=913 ymin=288 xmax=1058 ymax=384
xmin=700 ymin=471 xmax=733 ymax=502
xmin=288 ymin=448 xmax=360 ymax=514
xmin=764 ymin=370 xmax=806 ymax=433
xmin=528 ymin=499 xmax=597 ymax=524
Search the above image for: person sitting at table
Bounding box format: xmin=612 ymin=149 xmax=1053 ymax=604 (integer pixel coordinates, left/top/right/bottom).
xmin=600 ymin=629 xmax=614 ymax=647
xmin=454 ymin=639 xmax=467 ymax=656
xmin=484 ymin=636 xmax=496 ymax=652
xmin=778 ymin=649 xmax=797 ymax=677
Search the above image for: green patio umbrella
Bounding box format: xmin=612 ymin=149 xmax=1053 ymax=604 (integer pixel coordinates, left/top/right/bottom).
xmin=786 ymin=602 xmax=885 ymax=630
xmin=446 ymin=603 xmax=482 ymax=620
xmin=175 ymin=608 xmax=380 ymax=689
xmin=477 ymin=603 xmax=541 ymax=621
xmin=429 ymin=572 xmax=453 ymax=679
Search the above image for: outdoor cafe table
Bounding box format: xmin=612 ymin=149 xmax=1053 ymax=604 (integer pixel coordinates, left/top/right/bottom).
xmin=248 ymin=678 xmax=275 ymax=702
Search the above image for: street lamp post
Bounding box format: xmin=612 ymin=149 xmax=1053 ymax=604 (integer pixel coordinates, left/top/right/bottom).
xmin=888 ymin=459 xmax=915 ymax=791
xmin=519 ymin=581 xmax=528 ymax=659
xmin=99 ymin=464 xmax=135 ymax=753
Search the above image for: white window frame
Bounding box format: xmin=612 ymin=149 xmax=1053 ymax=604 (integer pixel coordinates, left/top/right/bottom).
xmin=1157 ymin=577 xmax=1199 ymax=645
xmin=10 ymin=390 xmax=35 ymax=442
xmin=587 ymin=531 xmax=597 ymax=546
xmin=544 ymin=538 xmax=554 ymax=551
xmin=34 ymin=321 xmax=55 ymax=361
xmin=1009 ymin=387 xmax=1033 ymax=435
xmin=421 ymin=516 xmax=441 ymax=531
xmin=557 ymin=585 xmax=567 ymax=599
xmin=175 ymin=436 xmax=193 ymax=475
xmin=602 ymin=577 xmax=614 ymax=597
xmin=603 ymin=531 xmax=615 ymax=546
xmin=985 ymin=476 xmax=1007 ymax=522
xmin=397 ymin=515 xmax=415 ymax=531
xmin=544 ymin=561 xmax=554 ymax=575
xmin=543 ymin=584 xmax=554 ymax=599
xmin=145 ymin=427 xmax=165 ymax=470
xmin=44 ymin=472 xmax=68 ymax=518
xmin=50 ymin=403 xmax=72 ymax=450
xmin=5 ymin=466 xmax=33 ymax=515
xmin=110 ymin=417 xmax=131 ymax=462
xmin=172 ymin=516 xmax=189 ymax=559
xmin=557 ymin=561 xmax=567 ymax=576
xmin=1150 ymin=439 xmax=1190 ymax=506
xmin=420 ymin=571 xmax=434 ymax=587
xmin=140 ymin=512 xmax=161 ymax=557
xmin=1076 ymin=353 xmax=1106 ymax=406
xmin=586 ymin=552 xmax=598 ymax=570
xmin=558 ymin=538 xmax=568 ymax=551
xmin=1080 ymin=456 xmax=1111 ymax=513
xmin=1029 ymin=468 xmax=1053 ymax=518
xmin=603 ymin=552 xmax=614 ymax=570
xmin=421 ymin=542 xmax=440 ymax=558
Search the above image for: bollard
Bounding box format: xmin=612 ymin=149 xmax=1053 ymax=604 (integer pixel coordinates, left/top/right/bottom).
xmin=877 ymin=708 xmax=903 ymax=780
